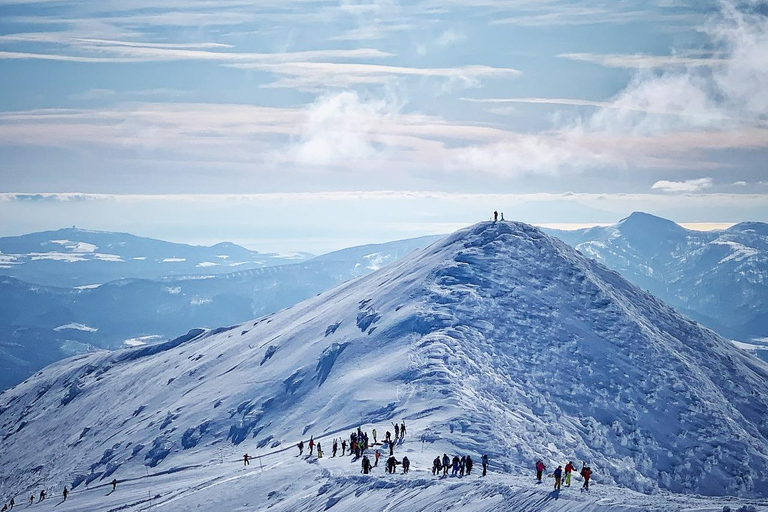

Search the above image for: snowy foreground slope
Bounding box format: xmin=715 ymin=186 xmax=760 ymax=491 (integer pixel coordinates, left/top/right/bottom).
xmin=1 ymin=221 xmax=768 ymax=511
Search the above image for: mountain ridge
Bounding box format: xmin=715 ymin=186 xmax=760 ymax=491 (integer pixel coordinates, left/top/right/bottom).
xmin=1 ymin=221 xmax=766 ymax=501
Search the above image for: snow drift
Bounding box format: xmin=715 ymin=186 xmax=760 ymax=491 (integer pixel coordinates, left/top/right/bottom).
xmin=1 ymin=221 xmax=767 ymax=501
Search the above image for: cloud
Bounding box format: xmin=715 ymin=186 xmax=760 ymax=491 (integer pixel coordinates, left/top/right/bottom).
xmin=559 ymin=53 xmax=726 ymax=69
xmin=456 ymin=1 xmax=768 ymax=175
xmin=0 ymin=44 xmax=393 ymax=64
xmin=732 ymin=180 xmax=747 ymax=186
xmin=435 ymin=29 xmax=466 ymax=47
xmin=293 ymin=91 xmax=394 ymax=166
xmin=651 ymin=178 xmax=713 ymax=192
xmin=231 ymin=62 xmax=520 ymax=90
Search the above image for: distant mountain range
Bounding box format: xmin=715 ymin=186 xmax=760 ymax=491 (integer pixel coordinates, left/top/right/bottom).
xmin=0 ymin=233 xmax=441 ymax=390
xmin=545 ymin=212 xmax=768 ymax=347
xmin=0 ymin=227 xmax=313 ymax=287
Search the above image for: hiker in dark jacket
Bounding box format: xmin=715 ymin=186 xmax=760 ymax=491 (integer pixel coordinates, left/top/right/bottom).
xmin=553 ymin=466 xmax=563 ymax=490
xmin=482 ymin=454 xmax=488 ymax=476
xmin=466 ymin=455 xmax=474 ymax=475
xmin=432 ymin=456 xmax=441 ymax=475
xmin=361 ymin=455 xmax=372 ymax=474
xmin=402 ymin=456 xmax=410 ymax=474
xmin=442 ymin=454 xmax=450 ymax=476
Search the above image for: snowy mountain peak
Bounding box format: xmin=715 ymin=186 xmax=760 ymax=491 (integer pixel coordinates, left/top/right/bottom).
xmin=728 ymin=221 xmax=768 ymax=236
xmin=1 ymin=221 xmax=767 ymax=501
xmin=616 ymin=212 xmax=687 ymax=236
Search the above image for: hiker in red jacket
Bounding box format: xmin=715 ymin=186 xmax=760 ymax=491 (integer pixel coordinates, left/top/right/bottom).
xmin=581 ymin=465 xmax=592 ymax=490
xmin=535 ymin=459 xmax=546 ymax=482
xmin=308 ymin=436 xmax=315 ymax=456
xmin=564 ymin=461 xmax=575 ymax=486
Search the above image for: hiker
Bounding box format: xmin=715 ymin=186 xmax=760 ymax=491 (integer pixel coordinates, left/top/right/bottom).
xmin=535 ymin=459 xmax=546 ymax=482
xmin=62 ymin=487 xmax=68 ymax=501
xmin=451 ymin=456 xmax=460 ymax=476
xmin=459 ymin=456 xmax=466 ymax=476
xmin=388 ymin=440 xmax=394 ymax=456
xmin=317 ymin=442 xmax=323 ymax=459
xmin=402 ymin=456 xmax=410 ymax=474
xmin=394 ymin=423 xmax=400 ymax=439
xmin=362 ymin=455 xmax=372 ymax=474
xmin=553 ymin=466 xmax=562 ymax=490
xmin=372 ymin=428 xmax=377 ymax=443
xmin=341 ymin=440 xmax=347 ymax=456
xmin=494 ymin=211 xmax=498 ymax=222
xmin=38 ymin=491 xmax=45 ymax=502
xmin=442 ymin=454 xmax=450 ymax=476
xmin=298 ymin=440 xmax=304 ymax=455
xmin=8 ymin=498 xmax=14 ymax=509
xmin=432 ymin=456 xmax=441 ymax=475
xmin=482 ymin=454 xmax=488 ymax=476
xmin=359 ymin=438 xmax=366 ymax=455
xmin=2 ymin=503 xmax=7 ymax=511
xmin=386 ymin=456 xmax=398 ymax=474
xmin=333 ymin=439 xmax=338 ymax=457
xmin=309 ymin=436 xmax=315 ymax=456
xmin=581 ymin=465 xmax=592 ymax=490
xmin=374 ymin=450 xmax=380 ymax=467
xmin=243 ymin=453 xmax=250 ymax=466
xmin=501 ymin=213 xmax=505 ymax=221
xmin=28 ymin=496 xmax=34 ymax=505
xmin=385 ymin=431 xmax=392 ymax=443
xmin=111 ymin=479 xmax=117 ymax=492
xmin=400 ymin=421 xmax=406 ymax=437
xmin=564 ymin=461 xmax=574 ymax=487
xmin=466 ymin=455 xmax=474 ymax=475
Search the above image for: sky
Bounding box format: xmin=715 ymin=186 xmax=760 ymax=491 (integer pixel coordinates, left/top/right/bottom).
xmin=0 ymin=0 xmax=766 ymax=252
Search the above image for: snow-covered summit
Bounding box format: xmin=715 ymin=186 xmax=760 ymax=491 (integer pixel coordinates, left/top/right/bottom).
xmin=1 ymin=221 xmax=767 ymax=503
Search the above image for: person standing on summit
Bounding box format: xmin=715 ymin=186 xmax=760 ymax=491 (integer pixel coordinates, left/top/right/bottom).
xmin=308 ymin=436 xmax=314 ymax=456
xmin=493 ymin=211 xmax=498 ymax=222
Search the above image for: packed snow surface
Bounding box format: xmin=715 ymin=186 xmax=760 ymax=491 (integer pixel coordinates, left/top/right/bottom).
xmin=1 ymin=221 xmax=767 ymax=511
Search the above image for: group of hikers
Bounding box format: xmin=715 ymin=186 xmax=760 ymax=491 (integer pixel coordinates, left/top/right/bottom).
xmin=431 ymin=454 xmax=488 ymax=477
xmin=296 ymin=421 xmax=408 ymax=462
xmin=7 ymin=478 xmax=118 ymax=508
xmin=536 ymin=459 xmax=593 ymax=490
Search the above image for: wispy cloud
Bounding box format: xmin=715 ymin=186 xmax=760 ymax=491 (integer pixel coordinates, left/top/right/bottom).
xmin=0 ymin=44 xmax=393 ymax=64
xmin=559 ymin=52 xmax=726 ymax=69
xmin=652 ymin=177 xmax=714 ymax=192
xmin=231 ymin=62 xmax=521 ymax=90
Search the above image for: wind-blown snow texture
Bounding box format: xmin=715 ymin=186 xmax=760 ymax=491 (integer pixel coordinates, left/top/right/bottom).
xmin=1 ymin=221 xmax=767 ymax=508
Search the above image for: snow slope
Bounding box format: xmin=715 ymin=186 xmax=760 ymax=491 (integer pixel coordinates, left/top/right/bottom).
xmin=0 ymin=235 xmax=441 ymax=391
xmin=1 ymin=221 xmax=767 ymax=510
